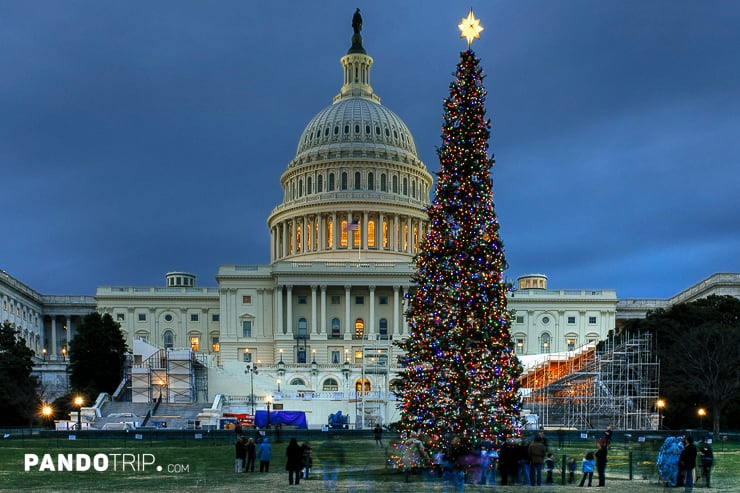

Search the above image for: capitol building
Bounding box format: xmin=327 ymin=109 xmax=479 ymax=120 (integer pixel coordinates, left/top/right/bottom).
xmin=2 ymin=16 xmax=739 ymax=429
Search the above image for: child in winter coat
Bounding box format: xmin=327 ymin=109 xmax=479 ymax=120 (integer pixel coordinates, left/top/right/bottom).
xmin=579 ymin=451 xmax=595 ymax=487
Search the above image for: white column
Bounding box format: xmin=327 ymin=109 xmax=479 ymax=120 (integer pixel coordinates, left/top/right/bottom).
xmin=393 ymin=285 xmax=400 ymax=337
xmin=379 ymin=212 xmax=384 ymax=249
xmin=311 ymin=285 xmax=318 ymax=336
xmin=368 ymin=285 xmax=376 ymax=338
xmin=401 ymin=286 xmax=408 ymax=335
xmin=302 ymin=215 xmax=308 ymax=253
xmin=290 ymin=220 xmax=296 ymax=255
xmin=331 ymin=212 xmax=337 ymax=250
xmin=344 ymin=285 xmax=352 ymax=340
xmin=50 ymin=317 xmax=57 ymax=359
xmin=362 ymin=210 xmax=369 ymax=250
xmin=286 ymin=285 xmax=293 ymax=336
xmin=276 ymin=285 xmax=284 ymax=335
xmin=320 ymin=285 xmax=327 ymax=336
xmin=282 ymin=222 xmax=288 ymax=259
xmin=406 ymin=216 xmax=412 ymax=253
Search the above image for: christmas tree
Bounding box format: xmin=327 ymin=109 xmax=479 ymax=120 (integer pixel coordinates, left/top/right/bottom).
xmin=397 ymin=11 xmax=522 ymax=452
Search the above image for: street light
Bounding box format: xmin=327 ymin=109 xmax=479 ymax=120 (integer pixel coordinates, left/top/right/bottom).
xmin=41 ymin=404 xmax=54 ymax=428
xmin=698 ymin=408 xmax=706 ymax=429
xmin=277 ymin=349 xmax=286 ymax=379
xmin=265 ymin=396 xmax=272 ymax=429
xmin=42 ymin=348 xmax=46 ymax=361
xmin=61 ymin=347 xmax=67 ymax=361
xmin=277 ymin=379 xmax=281 ymax=393
xmin=311 ymin=349 xmax=318 ymax=376
xmin=74 ymin=395 xmax=84 ymax=431
xmin=244 ymin=351 xmax=259 ymax=416
xmin=656 ymin=399 xmax=665 ymax=430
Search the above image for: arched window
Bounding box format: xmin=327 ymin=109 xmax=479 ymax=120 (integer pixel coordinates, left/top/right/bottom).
xmin=379 ymin=318 xmax=388 ymax=338
xmin=329 ymin=173 xmax=335 ymax=191
xmin=299 ymin=179 xmax=303 ymax=197
xmin=307 ymin=220 xmax=312 ymax=250
xmin=565 ymin=335 xmax=577 ymax=351
xmin=412 ymin=180 xmax=416 ymax=198
xmin=355 ymin=318 xmax=365 ymax=340
xmin=317 ymin=175 xmax=323 ymax=193
xmin=540 ymin=333 xmax=551 ymax=353
xmin=323 ymin=378 xmax=339 ymax=391
xmin=354 ymin=171 xmax=361 ymax=189
xmin=297 ymin=318 xmax=308 ymax=338
xmin=331 ymin=318 xmax=341 ymax=339
xmin=380 ymin=173 xmax=387 ymax=191
xmin=296 ymin=226 xmax=302 ymax=252
xmin=163 ymin=330 xmax=174 ymax=349
xmin=403 ymin=177 xmax=408 ymax=195
xmin=413 ymin=227 xmax=419 ymax=252
xmin=326 ymin=219 xmax=333 ymax=248
xmin=392 ymin=175 xmax=398 ymax=193
xmin=341 ymin=172 xmax=348 ymax=190
xmin=307 ymin=176 xmax=312 ymax=195
xmin=289 ymin=378 xmax=306 ymax=386
xmin=367 ymin=220 xmax=376 ymax=248
xmin=383 ymin=220 xmax=389 ymax=249
xmin=514 ymin=334 xmax=526 ymax=354
xmin=355 ymin=378 xmax=371 ymax=393
xmin=368 ymin=172 xmax=374 ymax=190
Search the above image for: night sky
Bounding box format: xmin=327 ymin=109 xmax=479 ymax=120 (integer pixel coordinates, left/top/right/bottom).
xmin=2 ymin=1 xmax=738 ymax=299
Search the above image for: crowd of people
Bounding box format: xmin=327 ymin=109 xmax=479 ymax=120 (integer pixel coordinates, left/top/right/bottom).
xmin=392 ymin=427 xmax=619 ymax=489
xmin=230 ymin=423 xmax=717 ymax=490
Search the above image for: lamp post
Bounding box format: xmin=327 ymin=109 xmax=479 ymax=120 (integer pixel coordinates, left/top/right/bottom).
xmin=277 ymin=379 xmax=281 ymax=393
xmin=656 ymin=399 xmax=665 ymax=430
xmin=61 ymin=347 xmax=67 ymax=362
xmin=42 ymin=348 xmax=46 ymax=361
xmin=244 ymin=352 xmax=259 ymax=416
xmin=698 ymin=408 xmax=706 ymax=429
xmin=41 ymin=404 xmax=54 ymax=429
xmin=265 ymin=396 xmax=272 ymax=429
xmin=74 ymin=396 xmax=84 ymax=431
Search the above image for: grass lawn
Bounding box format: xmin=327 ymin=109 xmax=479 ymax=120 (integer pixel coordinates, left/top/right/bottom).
xmin=0 ymin=432 xmax=737 ymax=492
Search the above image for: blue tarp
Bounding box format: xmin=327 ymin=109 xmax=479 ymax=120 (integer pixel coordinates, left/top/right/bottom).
xmin=254 ymin=410 xmax=308 ymax=429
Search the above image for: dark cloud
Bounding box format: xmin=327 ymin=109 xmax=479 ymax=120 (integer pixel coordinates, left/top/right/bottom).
xmin=1 ymin=1 xmax=739 ymax=299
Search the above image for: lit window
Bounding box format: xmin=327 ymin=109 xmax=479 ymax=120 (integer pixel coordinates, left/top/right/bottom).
xmin=355 ymin=319 xmax=364 ymax=340
xmin=567 ymin=338 xmax=576 ymax=351
xmin=354 ymin=351 xmax=363 ymax=363
xmin=211 ymin=337 xmax=220 ymax=352
xmin=190 ymin=336 xmax=200 ymax=352
xmin=116 ymin=313 xmax=125 ymax=322
xmin=540 ymin=333 xmax=551 ymax=353
xmin=243 ymin=296 xmax=252 ymax=304
xmin=368 ymin=220 xmax=376 ymax=248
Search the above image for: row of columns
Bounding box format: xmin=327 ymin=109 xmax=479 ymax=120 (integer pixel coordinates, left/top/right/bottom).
xmin=271 ymin=212 xmax=425 ymax=260
xmin=275 ymin=284 xmax=408 ymax=339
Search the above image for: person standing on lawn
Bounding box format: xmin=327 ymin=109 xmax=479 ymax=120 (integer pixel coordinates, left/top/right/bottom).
xmin=258 ymin=437 xmax=272 ymax=472
xmin=286 ymin=437 xmax=304 ymax=485
xmin=595 ymin=438 xmax=608 ymax=486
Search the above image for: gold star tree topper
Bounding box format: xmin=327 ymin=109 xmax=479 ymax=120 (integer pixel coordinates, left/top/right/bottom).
xmin=458 ymin=9 xmax=484 ymax=47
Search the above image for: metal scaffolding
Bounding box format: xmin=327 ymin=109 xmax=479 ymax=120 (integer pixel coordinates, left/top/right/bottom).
xmin=127 ymin=348 xmax=208 ymax=404
xmin=519 ymin=331 xmax=659 ymax=430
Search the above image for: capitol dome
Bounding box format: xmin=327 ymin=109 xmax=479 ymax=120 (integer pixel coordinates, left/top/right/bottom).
xmin=267 ymin=14 xmax=432 ymax=263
